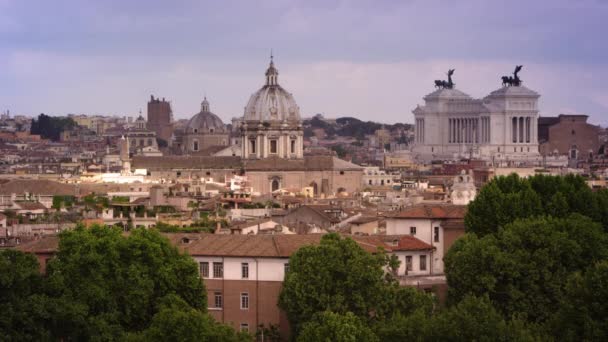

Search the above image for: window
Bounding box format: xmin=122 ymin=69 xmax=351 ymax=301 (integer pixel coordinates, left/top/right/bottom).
xmin=214 ymin=292 xmax=223 ymax=308
xmin=410 ymin=227 xmax=416 ymax=235
xmin=199 ymin=262 xmax=209 ymax=278
xmin=369 ymin=180 xmax=372 ymax=185
xmin=405 ymin=256 xmax=413 ymax=271
xmin=242 ymin=263 xmax=249 ymax=279
xmin=213 ymin=262 xmax=223 ymax=278
xmin=270 ymin=139 xmax=278 ymax=154
xmin=193 ymin=140 xmax=199 ymax=151
xmin=420 ymin=255 xmax=427 ymax=271
xmin=340 ymin=171 xmax=344 ymax=175
xmin=240 ymin=323 xmax=249 ymax=333
xmin=434 ymin=227 xmax=440 ymax=242
xmin=291 ymin=139 xmax=296 ymax=153
xmin=241 ymin=293 xmax=249 ymax=309
xmin=250 ymin=139 xmax=256 ymax=154
xmin=284 ymin=263 xmax=290 ymax=275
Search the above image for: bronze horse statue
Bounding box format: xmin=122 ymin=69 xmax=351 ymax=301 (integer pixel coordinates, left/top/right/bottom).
xmin=434 ymin=69 xmax=455 ymax=89
xmin=502 ymin=65 xmax=523 ymax=87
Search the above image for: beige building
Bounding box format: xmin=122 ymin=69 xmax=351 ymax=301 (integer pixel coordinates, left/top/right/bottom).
xmin=131 ymin=58 xmax=363 ymax=196
xmin=182 ymin=98 xmax=230 ymax=154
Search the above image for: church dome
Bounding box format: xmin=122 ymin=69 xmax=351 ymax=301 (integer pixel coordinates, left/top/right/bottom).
xmin=243 ymin=57 xmax=301 ymax=122
xmin=186 ymin=98 xmax=226 ymax=134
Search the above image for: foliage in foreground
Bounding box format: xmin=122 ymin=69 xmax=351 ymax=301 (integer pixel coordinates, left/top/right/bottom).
xmin=0 ymin=225 xmax=248 ymax=341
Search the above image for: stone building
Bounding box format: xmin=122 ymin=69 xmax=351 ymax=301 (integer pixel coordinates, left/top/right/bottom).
xmin=412 ymin=73 xmax=541 ymax=163
xmin=240 ymin=56 xmax=304 ymax=160
xmin=131 ymin=58 xmax=363 ymax=196
xmin=182 ymin=98 xmax=229 ymax=154
xmin=147 ymin=95 xmax=173 ymax=142
xmin=538 ymin=114 xmax=601 ymax=161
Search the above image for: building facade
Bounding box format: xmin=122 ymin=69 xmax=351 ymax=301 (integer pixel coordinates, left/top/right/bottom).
xmin=182 ymin=98 xmax=230 ymax=154
xmin=412 ymin=78 xmax=542 ymax=164
xmin=539 ymin=114 xmax=601 ymax=161
xmin=147 ymin=95 xmax=174 ymax=142
xmin=240 ymin=56 xmax=304 ymax=160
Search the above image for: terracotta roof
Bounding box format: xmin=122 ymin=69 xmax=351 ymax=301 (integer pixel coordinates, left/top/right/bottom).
xmin=15 ymin=235 xmax=59 ymax=253
xmin=0 ymin=179 xmax=77 ymax=196
xmin=387 ymin=204 xmax=467 ymax=219
xmin=14 ymin=233 xmax=432 ymax=259
xmin=353 ymin=235 xmax=434 ymax=252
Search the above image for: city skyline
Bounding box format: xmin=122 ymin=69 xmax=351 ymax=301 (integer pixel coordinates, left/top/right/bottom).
xmin=1 ymin=0 xmax=607 ymax=124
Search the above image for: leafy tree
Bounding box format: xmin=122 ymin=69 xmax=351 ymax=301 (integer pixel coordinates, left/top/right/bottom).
xmin=446 ymin=215 xmax=608 ymax=323
xmin=465 ymin=174 xmax=608 ymax=236
xmin=297 ymin=311 xmax=379 ymax=342
xmin=44 ymin=225 xmax=207 ymax=340
xmin=127 ymin=295 xmax=250 ymax=342
xmin=30 ymin=113 xmax=76 ymax=141
xmin=278 ymin=233 xmax=432 ymax=334
xmin=0 ymin=250 xmax=51 ymax=341
xmin=550 ymin=261 xmax=608 ymax=341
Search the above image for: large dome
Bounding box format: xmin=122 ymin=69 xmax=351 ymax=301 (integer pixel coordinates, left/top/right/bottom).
xmin=186 ymin=98 xmax=226 ymax=133
xmin=243 ymin=58 xmax=301 ymax=122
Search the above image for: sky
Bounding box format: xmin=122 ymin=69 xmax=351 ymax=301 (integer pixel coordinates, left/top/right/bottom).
xmin=1 ymin=0 xmax=607 ymax=125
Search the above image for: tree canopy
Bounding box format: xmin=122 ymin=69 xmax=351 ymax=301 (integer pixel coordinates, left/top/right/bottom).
xmin=30 ymin=113 xmax=77 ymax=141
xmin=446 ymin=215 xmax=608 ymax=323
xmin=1 ymin=225 xmax=248 ymax=341
xmin=465 ymin=174 xmax=608 ymax=236
xmin=278 ymin=233 xmax=433 ymax=336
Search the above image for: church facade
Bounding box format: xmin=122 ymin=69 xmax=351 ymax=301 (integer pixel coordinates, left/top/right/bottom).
xmin=412 ymin=71 xmax=542 ymax=164
xmin=132 ymin=57 xmax=362 ymax=196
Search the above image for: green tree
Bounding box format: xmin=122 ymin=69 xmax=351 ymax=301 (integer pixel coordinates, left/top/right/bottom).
xmin=427 ymin=296 xmax=539 ymax=342
xmin=30 ymin=113 xmax=77 ymax=141
xmin=127 ymin=295 xmax=250 ymax=342
xmin=465 ymin=174 xmax=608 ymax=236
xmin=297 ymin=311 xmax=379 ymax=342
xmin=550 ymin=261 xmax=608 ymax=341
xmin=0 ymin=250 xmax=51 ymax=341
xmin=278 ymin=233 xmax=432 ymax=334
xmin=446 ymin=215 xmax=608 ymax=323
xmin=44 ymin=225 xmax=207 ymax=340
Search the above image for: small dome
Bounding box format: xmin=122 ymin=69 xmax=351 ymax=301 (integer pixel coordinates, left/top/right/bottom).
xmin=186 ymin=98 xmax=226 ymax=133
xmin=243 ymin=57 xmax=301 ymax=122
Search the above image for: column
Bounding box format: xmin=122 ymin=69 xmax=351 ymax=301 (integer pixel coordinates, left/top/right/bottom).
xmin=448 ymin=119 xmax=452 ymax=143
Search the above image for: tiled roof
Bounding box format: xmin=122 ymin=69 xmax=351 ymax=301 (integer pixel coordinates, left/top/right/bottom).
xmin=15 ymin=201 xmax=47 ymax=210
xmin=15 ymin=233 xmax=433 ymax=258
xmin=15 ymin=235 xmax=59 ymax=253
xmin=0 ymin=180 xmax=77 ymax=196
xmin=387 ymin=204 xmax=467 ymax=219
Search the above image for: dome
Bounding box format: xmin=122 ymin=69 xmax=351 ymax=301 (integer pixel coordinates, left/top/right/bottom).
xmin=243 ymin=57 xmax=301 ymax=122
xmin=185 ymin=98 xmax=227 ymax=134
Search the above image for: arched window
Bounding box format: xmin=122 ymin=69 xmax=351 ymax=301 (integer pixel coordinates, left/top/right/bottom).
xmin=271 ymin=179 xmax=280 ymax=192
